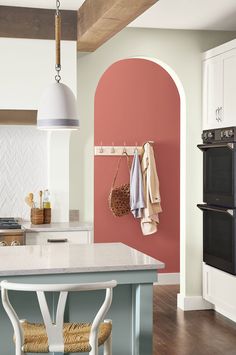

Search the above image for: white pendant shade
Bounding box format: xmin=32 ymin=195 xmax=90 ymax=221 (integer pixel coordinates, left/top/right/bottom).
xmin=37 ymin=82 xmax=79 ymax=130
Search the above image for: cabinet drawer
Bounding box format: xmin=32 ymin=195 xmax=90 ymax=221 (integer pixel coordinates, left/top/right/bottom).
xmin=203 ymin=263 xmax=236 ymax=322
xmin=26 ymin=231 xmax=90 ymax=245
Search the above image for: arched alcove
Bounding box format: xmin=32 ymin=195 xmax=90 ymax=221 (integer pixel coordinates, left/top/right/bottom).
xmin=94 ymin=58 xmax=186 ymax=286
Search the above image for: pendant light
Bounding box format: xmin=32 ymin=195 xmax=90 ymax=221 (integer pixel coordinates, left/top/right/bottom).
xmin=37 ymin=0 xmax=79 ymax=130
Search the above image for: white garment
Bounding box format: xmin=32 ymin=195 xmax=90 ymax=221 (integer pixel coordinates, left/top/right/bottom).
xmin=141 ymin=142 xmax=162 ymax=235
xmin=130 ymin=149 xmax=145 ymax=218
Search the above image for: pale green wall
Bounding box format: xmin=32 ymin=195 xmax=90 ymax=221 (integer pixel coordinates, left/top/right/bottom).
xmin=70 ymin=28 xmax=236 ymax=297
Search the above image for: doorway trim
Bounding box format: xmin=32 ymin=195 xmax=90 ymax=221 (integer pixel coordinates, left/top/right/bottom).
xmin=132 ymin=56 xmax=187 ymax=302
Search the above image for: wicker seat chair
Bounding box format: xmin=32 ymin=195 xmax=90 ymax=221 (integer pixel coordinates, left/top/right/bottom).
xmin=1 ymin=280 xmax=117 ymax=355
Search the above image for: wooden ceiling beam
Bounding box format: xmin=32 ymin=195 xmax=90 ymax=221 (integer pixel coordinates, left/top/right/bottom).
xmin=0 ymin=6 xmax=77 ymax=41
xmin=0 ymin=110 xmax=37 ymax=125
xmin=77 ymin=0 xmax=158 ymax=52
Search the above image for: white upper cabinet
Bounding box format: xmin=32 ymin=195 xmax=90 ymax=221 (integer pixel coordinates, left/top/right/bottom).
xmin=203 ymin=57 xmax=222 ymax=129
xmin=222 ymin=49 xmax=236 ymax=127
xmin=202 ymin=39 xmax=236 ymax=130
xmin=0 ymin=38 xmax=77 ymax=110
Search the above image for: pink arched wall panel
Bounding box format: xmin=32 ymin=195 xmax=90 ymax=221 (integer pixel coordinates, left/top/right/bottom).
xmin=94 ymin=59 xmax=180 ymax=273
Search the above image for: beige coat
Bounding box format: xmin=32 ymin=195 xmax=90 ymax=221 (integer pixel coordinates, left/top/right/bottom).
xmin=141 ymin=142 xmax=162 ymax=235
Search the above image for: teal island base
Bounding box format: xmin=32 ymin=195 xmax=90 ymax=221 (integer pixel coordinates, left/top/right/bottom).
xmin=0 ymin=269 xmax=157 ymax=355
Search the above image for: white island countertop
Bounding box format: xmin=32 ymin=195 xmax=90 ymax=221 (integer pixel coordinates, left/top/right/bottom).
xmin=0 ymin=243 xmax=165 ymax=276
xmin=22 ymin=222 xmax=93 ymax=232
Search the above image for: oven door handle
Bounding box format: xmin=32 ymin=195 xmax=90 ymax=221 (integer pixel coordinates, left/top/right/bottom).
xmin=197 ymin=204 xmax=234 ymax=216
xmin=197 ymin=143 xmax=234 ymax=151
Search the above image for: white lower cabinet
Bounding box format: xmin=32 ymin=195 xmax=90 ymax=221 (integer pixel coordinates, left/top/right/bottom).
xmin=26 ymin=231 xmax=92 ymax=245
xmin=203 ymin=263 xmax=236 ymax=322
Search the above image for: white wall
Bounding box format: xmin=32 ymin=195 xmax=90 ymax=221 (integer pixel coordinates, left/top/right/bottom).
xmin=0 ymin=126 xmax=48 ymax=220
xmin=49 ymin=131 xmax=71 ymax=222
xmin=0 ymin=38 xmax=77 ymax=109
xmin=71 ymin=28 xmax=236 ymax=299
xmin=0 ymin=38 xmax=77 ymax=223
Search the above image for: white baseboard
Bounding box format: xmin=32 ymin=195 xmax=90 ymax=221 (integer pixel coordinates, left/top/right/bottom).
xmin=214 ymin=304 xmax=236 ymax=323
xmin=177 ymin=293 xmax=214 ymax=311
xmin=155 ymin=273 xmax=180 ymax=285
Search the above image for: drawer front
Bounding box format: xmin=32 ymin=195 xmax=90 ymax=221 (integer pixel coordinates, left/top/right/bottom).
xmin=203 ymin=263 xmax=236 ymax=322
xmin=26 ymin=231 xmax=90 ymax=245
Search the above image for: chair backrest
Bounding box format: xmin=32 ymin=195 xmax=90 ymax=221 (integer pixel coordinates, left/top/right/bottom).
xmin=1 ymin=280 xmax=117 ymax=354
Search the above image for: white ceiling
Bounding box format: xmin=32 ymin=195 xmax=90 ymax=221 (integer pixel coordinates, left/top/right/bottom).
xmin=129 ymin=0 xmax=236 ymax=31
xmin=0 ymin=0 xmax=85 ymax=10
xmin=1 ymin=0 xmax=236 ymax=31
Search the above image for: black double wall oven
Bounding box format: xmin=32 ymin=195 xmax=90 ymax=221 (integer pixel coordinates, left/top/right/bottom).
xmin=198 ymin=127 xmax=236 ymax=275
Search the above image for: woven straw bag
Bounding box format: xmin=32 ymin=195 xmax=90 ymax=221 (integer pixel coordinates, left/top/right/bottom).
xmin=109 ymin=153 xmax=131 ymax=217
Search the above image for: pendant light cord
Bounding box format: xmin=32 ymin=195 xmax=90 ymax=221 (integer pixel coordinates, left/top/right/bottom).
xmin=55 ymin=0 xmax=61 ymax=83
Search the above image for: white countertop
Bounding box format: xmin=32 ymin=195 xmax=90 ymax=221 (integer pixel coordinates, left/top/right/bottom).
xmin=22 ymin=222 xmax=93 ymax=232
xmin=0 ymin=243 xmax=165 ymax=276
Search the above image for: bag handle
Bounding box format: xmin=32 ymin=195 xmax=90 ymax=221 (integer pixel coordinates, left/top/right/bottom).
xmin=111 ymin=152 xmax=130 ymax=188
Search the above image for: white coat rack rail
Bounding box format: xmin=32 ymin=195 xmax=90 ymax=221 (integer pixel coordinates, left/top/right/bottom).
xmin=94 ymin=142 xmax=154 ymax=156
xmin=94 ymin=145 xmax=143 ymax=156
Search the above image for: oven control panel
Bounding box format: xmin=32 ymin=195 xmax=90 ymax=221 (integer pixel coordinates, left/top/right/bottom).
xmin=0 ymin=232 xmax=25 ymax=247
xmin=202 ymin=127 xmax=236 ymax=143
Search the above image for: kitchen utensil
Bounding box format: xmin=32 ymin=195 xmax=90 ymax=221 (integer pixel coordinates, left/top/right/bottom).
xmin=29 ymin=193 xmax=34 ymax=208
xmin=25 ymin=196 xmax=32 ymax=208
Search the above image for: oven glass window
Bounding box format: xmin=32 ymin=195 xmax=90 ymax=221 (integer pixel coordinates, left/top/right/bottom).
xmin=205 ymin=147 xmax=233 ymax=195
xmin=204 ymin=210 xmax=233 ymax=262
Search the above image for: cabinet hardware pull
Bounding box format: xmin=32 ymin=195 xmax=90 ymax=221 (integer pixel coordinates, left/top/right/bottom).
xmin=216 ymin=107 xmax=221 ymax=122
xmin=216 ymin=107 xmax=219 ymax=122
xmin=219 ymin=106 xmax=223 ymax=122
xmin=216 ymin=106 xmax=223 ymax=122
xmin=47 ymin=238 xmax=68 ymax=243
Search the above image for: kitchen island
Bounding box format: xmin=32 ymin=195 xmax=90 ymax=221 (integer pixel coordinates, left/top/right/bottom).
xmin=0 ymin=243 xmax=164 ymax=355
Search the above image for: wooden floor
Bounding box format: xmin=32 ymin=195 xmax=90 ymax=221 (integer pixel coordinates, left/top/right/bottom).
xmin=153 ymin=285 xmax=236 ymax=355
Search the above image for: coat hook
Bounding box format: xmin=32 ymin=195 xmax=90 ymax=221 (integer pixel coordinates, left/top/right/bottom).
xmin=111 ymin=142 xmax=115 ymax=154
xmin=99 ymin=142 xmax=103 ymax=153
xmin=123 ymin=142 xmax=127 ymax=154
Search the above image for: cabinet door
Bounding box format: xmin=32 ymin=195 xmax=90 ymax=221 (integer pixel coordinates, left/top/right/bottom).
xmin=26 ymin=231 xmax=91 ymax=245
xmin=222 ymin=49 xmax=236 ymax=127
xmin=203 ymin=57 xmax=223 ymax=129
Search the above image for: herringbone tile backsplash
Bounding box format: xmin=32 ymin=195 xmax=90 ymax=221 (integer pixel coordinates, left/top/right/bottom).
xmin=0 ymin=126 xmax=49 ymax=220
